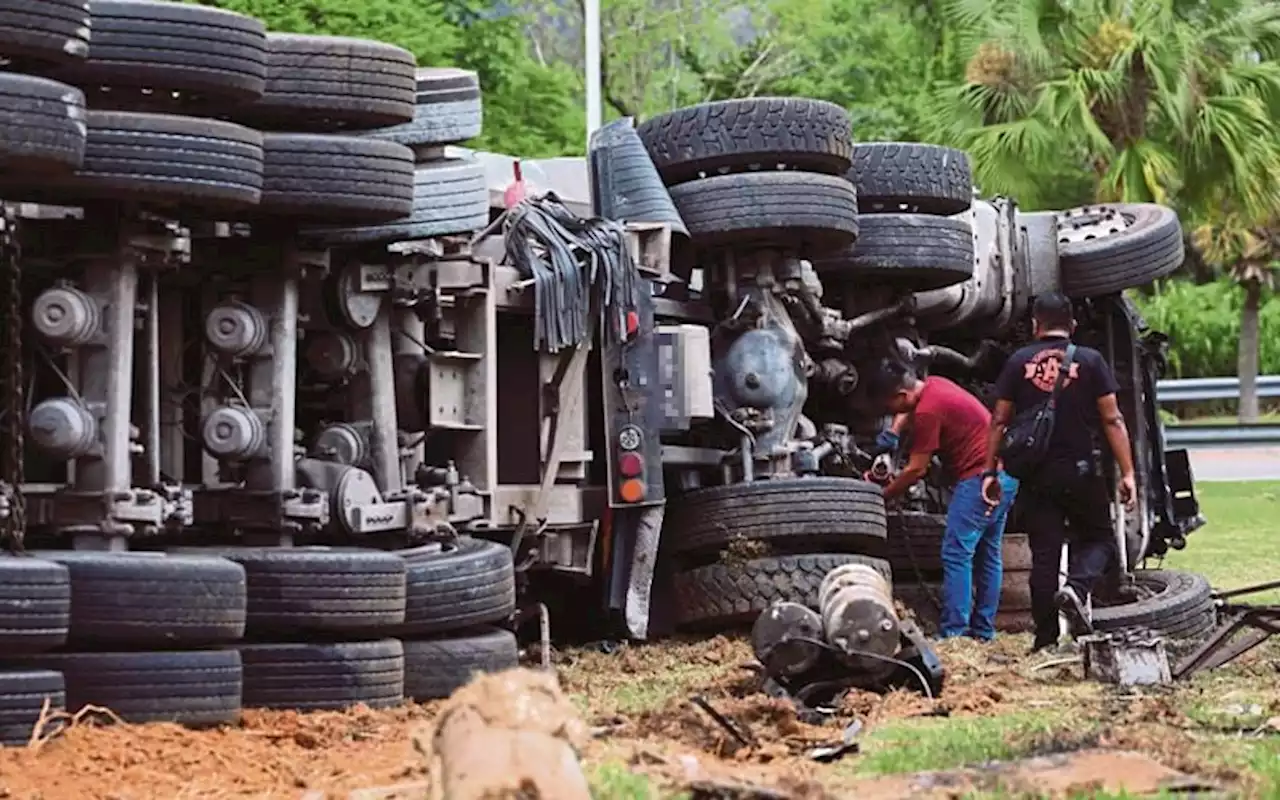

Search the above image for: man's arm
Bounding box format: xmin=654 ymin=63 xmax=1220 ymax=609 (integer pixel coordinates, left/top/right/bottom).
xmin=883 ymin=411 xmax=939 ymax=500
xmin=1097 ymin=393 xmax=1135 ymax=477
xmin=883 ymin=451 xmax=932 ymax=500
xmin=983 ymin=399 xmax=1014 ymax=473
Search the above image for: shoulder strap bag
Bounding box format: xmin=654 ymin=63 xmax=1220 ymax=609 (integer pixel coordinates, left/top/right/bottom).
xmin=999 ymin=344 xmax=1077 ymax=481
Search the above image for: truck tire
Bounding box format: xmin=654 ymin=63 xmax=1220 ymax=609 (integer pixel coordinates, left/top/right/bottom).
xmin=666 ymin=477 xmax=886 ymax=557
xmin=403 ymin=627 xmax=519 ymax=701
xmin=394 ymin=537 xmax=516 ymax=636
xmin=1003 ymin=532 xmax=1032 ymax=571
xmin=171 ymin=547 xmax=406 ymax=636
xmin=365 ymin=67 xmax=483 ymax=147
xmin=892 ymin=580 xmax=940 ymax=631
xmin=304 ymin=159 xmax=488 ymax=244
xmin=1058 ymin=204 xmax=1184 ymax=297
xmin=0 ymin=0 xmax=89 ymax=67
xmin=885 ymin=511 xmax=944 ymax=575
xmin=0 ymin=670 xmax=64 ymax=746
xmin=259 ymin=133 xmax=415 ymax=223
xmin=2 ymin=650 xmax=242 ymax=727
xmin=850 ymin=143 xmax=973 ymax=215
xmin=50 ymin=0 xmax=267 ymax=108
xmin=0 ymin=110 xmax=264 ymax=210
xmin=0 ymin=74 xmax=85 ymax=174
xmin=637 ymin=98 xmax=852 ymax=185
xmin=35 ymin=551 xmax=245 ymax=647
xmin=669 ymin=171 xmax=859 ymax=252
xmin=590 ymin=119 xmax=689 ymax=238
xmin=994 ymin=610 xmax=1033 ymax=633
xmin=673 ymin=553 xmax=892 ymax=630
xmin=0 ymin=557 xmax=70 ymax=653
xmin=236 ymin=34 xmax=416 ymax=131
xmin=811 ymin=214 xmax=974 ymax=291
xmin=1093 ymin=569 xmax=1215 ymax=643
xmin=239 ymin=639 xmax=404 ymax=711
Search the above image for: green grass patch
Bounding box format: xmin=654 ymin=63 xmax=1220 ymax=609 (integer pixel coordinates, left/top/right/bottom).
xmin=1173 ymin=411 xmax=1280 ymax=426
xmin=844 ymin=711 xmax=1084 ymax=777
xmin=588 ymin=760 xmax=672 ymax=799
xmin=1162 ymin=480 xmax=1280 ymax=603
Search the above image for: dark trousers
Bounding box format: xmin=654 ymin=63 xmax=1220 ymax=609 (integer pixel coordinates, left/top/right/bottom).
xmin=1019 ymin=464 xmax=1116 ymax=646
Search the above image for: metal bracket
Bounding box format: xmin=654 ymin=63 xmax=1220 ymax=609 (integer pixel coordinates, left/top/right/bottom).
xmin=1173 ymin=580 xmax=1280 ymax=680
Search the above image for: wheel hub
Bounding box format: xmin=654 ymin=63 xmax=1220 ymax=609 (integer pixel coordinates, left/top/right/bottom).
xmin=1056 ymin=205 xmax=1133 ymax=245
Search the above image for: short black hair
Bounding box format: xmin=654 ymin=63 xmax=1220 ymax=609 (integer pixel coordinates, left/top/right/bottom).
xmin=866 ymin=359 xmax=917 ymax=402
xmin=1032 ymin=291 xmax=1074 ymax=329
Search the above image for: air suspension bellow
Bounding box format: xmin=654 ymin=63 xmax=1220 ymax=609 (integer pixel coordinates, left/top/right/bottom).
xmin=201 ymin=405 xmax=266 ymax=461
xmin=31 ymin=285 xmax=99 ymax=348
xmin=28 ymin=397 xmax=98 ymax=459
xmin=312 ymin=422 xmax=370 ymax=468
xmin=205 ymin=301 xmax=268 ymax=358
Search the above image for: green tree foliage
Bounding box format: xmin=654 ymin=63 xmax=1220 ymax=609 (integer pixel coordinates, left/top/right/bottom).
xmin=198 ymin=0 xmax=585 ymax=156
xmin=926 ymin=0 xmax=1280 ymax=212
xmin=523 ymin=0 xmax=746 ymax=121
xmin=1133 ymin=279 xmax=1280 ymax=377
xmin=690 ymin=0 xmax=944 ymax=139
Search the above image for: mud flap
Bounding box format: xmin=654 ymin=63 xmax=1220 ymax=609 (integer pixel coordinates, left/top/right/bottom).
xmin=608 ymin=503 xmax=664 ymax=640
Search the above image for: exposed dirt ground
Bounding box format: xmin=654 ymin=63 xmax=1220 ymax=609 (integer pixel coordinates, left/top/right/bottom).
xmin=0 ymin=633 xmax=1277 ymax=799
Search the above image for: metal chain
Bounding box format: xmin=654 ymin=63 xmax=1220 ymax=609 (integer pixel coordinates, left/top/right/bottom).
xmin=0 ymin=205 xmax=25 ymax=550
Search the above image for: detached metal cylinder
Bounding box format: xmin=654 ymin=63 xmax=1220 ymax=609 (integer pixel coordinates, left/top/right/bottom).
xmin=31 ymin=286 xmax=99 ymax=348
xmin=201 ymin=405 xmax=266 ymax=461
xmin=751 ymin=601 xmax=824 ymax=677
xmin=28 ymin=397 xmax=98 ymax=459
xmin=818 ymin=563 xmax=901 ymax=666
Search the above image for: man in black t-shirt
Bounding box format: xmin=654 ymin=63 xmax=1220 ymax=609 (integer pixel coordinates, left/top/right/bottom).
xmin=980 ymin=292 xmax=1137 ymax=653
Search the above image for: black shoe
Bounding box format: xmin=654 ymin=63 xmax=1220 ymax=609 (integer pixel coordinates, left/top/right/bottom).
xmin=1055 ymin=586 xmax=1094 ymax=637
xmin=1029 ymin=638 xmax=1057 ymax=655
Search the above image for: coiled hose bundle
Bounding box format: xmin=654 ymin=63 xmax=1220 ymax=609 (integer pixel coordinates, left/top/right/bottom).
xmin=502 ymin=193 xmax=640 ymax=353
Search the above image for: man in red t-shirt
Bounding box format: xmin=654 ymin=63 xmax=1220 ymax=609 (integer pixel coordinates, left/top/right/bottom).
xmin=871 ymin=363 xmax=1020 ymax=641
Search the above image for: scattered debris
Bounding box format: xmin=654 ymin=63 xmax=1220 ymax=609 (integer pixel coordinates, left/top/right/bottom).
xmin=805 ymin=720 xmax=862 ymax=763
xmin=1081 ymin=629 xmax=1171 ymax=686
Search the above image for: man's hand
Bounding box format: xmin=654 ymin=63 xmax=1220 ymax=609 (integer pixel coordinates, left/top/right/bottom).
xmin=873 ymin=429 xmax=900 ymax=455
xmin=1119 ymin=472 xmax=1136 ymax=510
xmin=981 ymin=474 xmax=1002 ymax=507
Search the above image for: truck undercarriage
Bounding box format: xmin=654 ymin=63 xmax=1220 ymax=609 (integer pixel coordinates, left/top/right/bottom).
xmin=0 ymin=0 xmax=1212 ymax=736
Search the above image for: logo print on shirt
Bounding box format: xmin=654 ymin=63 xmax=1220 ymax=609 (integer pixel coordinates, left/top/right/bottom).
xmin=1023 ymin=349 xmax=1080 ymax=392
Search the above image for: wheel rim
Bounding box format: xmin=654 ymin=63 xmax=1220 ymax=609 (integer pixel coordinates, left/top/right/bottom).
xmin=1056 ymin=205 xmax=1133 ymax=246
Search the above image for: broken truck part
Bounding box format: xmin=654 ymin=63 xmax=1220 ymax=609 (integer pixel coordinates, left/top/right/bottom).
xmin=750 ymin=563 xmax=945 ymax=706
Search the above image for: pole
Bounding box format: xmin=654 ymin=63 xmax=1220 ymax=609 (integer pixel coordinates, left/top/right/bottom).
xmin=584 ymin=0 xmax=602 ymax=144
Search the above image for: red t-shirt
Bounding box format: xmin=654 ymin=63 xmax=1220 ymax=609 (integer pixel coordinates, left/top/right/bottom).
xmin=910 ymin=375 xmax=992 ymax=483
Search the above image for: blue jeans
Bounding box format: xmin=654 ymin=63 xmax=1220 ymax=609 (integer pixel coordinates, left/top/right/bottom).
xmin=939 ymin=472 xmax=1020 ymax=640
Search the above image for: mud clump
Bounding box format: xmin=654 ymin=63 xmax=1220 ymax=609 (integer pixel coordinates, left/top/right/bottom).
xmin=414 ymin=667 xmax=592 ymax=800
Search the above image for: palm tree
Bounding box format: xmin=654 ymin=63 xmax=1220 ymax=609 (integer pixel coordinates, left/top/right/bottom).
xmin=1193 ymin=208 xmax=1279 ymax=422
xmin=925 ymin=0 xmax=1280 ymax=216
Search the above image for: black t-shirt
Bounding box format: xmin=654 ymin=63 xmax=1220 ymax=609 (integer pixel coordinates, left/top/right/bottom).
xmin=994 ymin=335 xmax=1121 ymax=464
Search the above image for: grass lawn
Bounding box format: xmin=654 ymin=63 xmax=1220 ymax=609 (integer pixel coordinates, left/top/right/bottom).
xmin=1163 ymin=480 xmax=1280 ymax=603
xmin=581 ymin=479 xmax=1280 ymax=799
xmin=1171 ymin=412 xmax=1280 ymax=426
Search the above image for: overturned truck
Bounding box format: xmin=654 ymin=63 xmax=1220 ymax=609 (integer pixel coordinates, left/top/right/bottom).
xmin=0 ymin=0 xmax=1212 ymax=734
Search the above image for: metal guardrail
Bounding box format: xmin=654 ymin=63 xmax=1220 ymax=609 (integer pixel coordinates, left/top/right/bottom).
xmin=1164 ymin=424 xmax=1280 ymax=448
xmin=1156 ymin=376 xmax=1280 ymax=402
xmin=1154 ymin=377 xmax=1280 ymax=448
